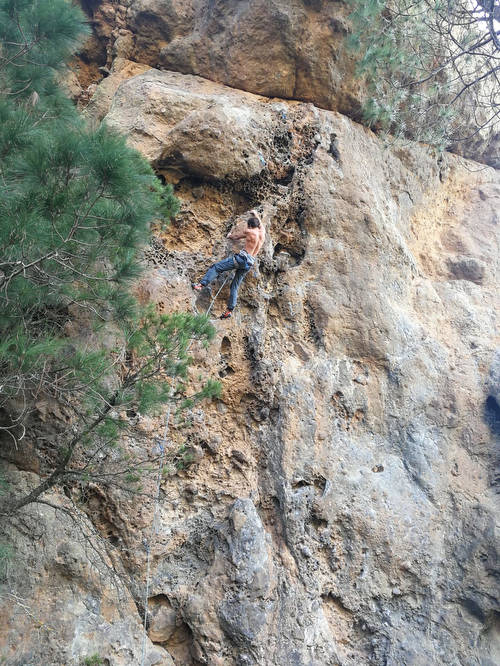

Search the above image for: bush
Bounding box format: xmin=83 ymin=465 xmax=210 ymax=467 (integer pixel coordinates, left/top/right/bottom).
xmin=346 ymin=0 xmax=500 ymax=151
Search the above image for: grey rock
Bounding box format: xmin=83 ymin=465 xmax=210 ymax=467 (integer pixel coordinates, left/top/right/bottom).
xmin=228 ymin=499 xmax=271 ymax=597
xmin=447 ymin=255 xmax=486 ymax=284
xmin=218 ymin=598 xmax=270 ymax=647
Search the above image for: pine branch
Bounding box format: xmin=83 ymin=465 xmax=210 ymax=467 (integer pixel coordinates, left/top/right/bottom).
xmin=3 ymin=394 xmax=118 ymax=514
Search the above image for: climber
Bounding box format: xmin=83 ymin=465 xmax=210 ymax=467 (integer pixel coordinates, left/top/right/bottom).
xmin=192 ymin=210 xmax=266 ymax=318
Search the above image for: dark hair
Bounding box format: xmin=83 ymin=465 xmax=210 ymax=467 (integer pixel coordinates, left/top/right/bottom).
xmin=248 ymin=216 xmax=260 ymax=228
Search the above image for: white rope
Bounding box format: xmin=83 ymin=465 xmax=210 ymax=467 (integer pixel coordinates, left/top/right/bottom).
xmin=206 ymin=274 xmax=230 ymax=318
xmin=139 ymin=272 xmax=230 ymax=665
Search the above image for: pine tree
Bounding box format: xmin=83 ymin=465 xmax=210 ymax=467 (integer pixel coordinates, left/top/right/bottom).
xmin=346 ymin=0 xmax=500 ymax=155
xmin=0 ymin=0 xmax=219 ymax=512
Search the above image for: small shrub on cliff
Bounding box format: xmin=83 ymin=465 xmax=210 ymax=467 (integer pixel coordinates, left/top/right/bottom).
xmin=346 ymin=0 xmax=500 ymax=152
xmin=82 ymin=656 xmax=104 ymax=666
xmin=0 ymin=0 xmax=219 ymax=512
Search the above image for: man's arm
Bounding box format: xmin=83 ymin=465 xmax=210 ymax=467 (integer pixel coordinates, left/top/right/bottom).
xmin=227 ymin=209 xmax=263 ymax=239
xmin=227 ymin=228 xmax=248 ymax=240
xmin=227 ymin=218 xmax=250 ymax=240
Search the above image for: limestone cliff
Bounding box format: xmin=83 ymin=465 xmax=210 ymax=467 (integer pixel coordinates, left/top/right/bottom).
xmin=1 ymin=3 xmax=500 ymax=666
xmin=73 ymin=0 xmax=500 ymax=167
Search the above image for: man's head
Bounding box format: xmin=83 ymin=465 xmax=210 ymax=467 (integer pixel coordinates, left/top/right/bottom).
xmin=247 ymin=215 xmax=261 ymax=229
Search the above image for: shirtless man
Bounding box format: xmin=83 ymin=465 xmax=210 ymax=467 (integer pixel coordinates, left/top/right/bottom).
xmin=192 ymin=210 xmax=266 ymax=319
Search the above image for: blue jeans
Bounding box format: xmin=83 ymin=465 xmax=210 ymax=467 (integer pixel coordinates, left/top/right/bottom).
xmin=201 ymin=253 xmax=251 ymax=310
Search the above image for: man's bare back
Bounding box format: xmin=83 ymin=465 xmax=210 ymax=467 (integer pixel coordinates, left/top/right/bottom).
xmin=243 ymin=222 xmax=265 ymax=256
xmin=227 ymin=210 xmax=265 ymax=256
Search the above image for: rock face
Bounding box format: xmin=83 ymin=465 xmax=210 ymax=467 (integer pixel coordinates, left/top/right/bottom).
xmin=102 ymin=69 xmax=276 ymax=178
xmin=75 ymin=0 xmax=500 ymax=167
xmin=0 ymin=467 xmax=173 ymax=666
xmin=129 ymin=0 xmax=359 ymax=116
xmin=78 ymin=0 xmax=358 ymax=115
xmin=2 ymin=61 xmax=499 ymax=665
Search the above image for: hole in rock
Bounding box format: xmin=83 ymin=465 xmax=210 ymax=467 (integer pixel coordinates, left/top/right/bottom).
xmin=311 ymin=512 xmax=329 ymax=529
xmin=220 ymin=336 xmax=231 ymax=355
xmin=273 ymin=129 xmax=293 ymax=153
xmin=81 ymin=0 xmax=102 ymax=16
xmin=275 ymin=166 xmax=295 ymax=186
xmin=485 ymin=395 xmax=500 ymax=437
xmin=461 ymin=597 xmax=486 ymax=623
xmin=143 ymin=236 xmax=170 ymax=269
xmin=146 ymin=594 xmax=197 ymax=664
xmin=218 ymin=365 xmax=235 ymax=378
xmin=328 ymin=134 xmax=340 ymax=160
xmin=273 ymin=243 xmax=284 ymax=257
xmin=272 ymin=242 xmax=305 ymax=262
xmin=242 ymin=336 xmax=259 ymax=367
xmin=313 ymin=475 xmax=327 ymax=492
xmin=292 ymin=479 xmax=311 ymax=489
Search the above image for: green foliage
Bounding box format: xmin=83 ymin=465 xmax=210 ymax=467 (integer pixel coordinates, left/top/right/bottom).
xmin=81 ymin=655 xmax=103 ymax=666
xmin=0 ymin=0 xmax=216 ymax=512
xmin=0 ymin=0 xmax=89 ymax=101
xmin=173 ymin=444 xmax=193 ymax=471
xmin=0 ymin=0 xmax=177 ymax=424
xmin=346 ymin=0 xmax=500 ymax=150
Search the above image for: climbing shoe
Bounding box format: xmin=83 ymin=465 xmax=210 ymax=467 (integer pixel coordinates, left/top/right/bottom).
xmin=220 ymin=309 xmax=233 ymax=319
xmin=192 ymin=282 xmax=205 ymax=292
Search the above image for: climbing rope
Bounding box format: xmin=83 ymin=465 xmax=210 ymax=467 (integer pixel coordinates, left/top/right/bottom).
xmin=139 ymin=272 xmax=231 ymax=665
xmin=205 ymin=274 xmax=230 ymax=318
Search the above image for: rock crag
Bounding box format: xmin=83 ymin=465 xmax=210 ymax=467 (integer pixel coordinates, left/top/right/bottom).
xmin=74 ymin=0 xmax=500 ymax=167
xmin=77 ymin=0 xmax=358 ymax=115
xmin=1 ymin=6 xmax=500 ymax=666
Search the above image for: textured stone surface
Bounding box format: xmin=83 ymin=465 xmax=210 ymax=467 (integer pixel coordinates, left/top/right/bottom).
xmin=0 ymin=467 xmax=173 ymax=666
xmin=2 ymin=61 xmax=500 ymax=665
xmin=76 ymin=0 xmax=500 ymax=166
xmin=112 ymin=0 xmax=358 ymax=116
xmin=95 ymin=67 xmax=276 ymax=177
xmin=83 ymin=57 xmax=151 ymax=122
xmin=77 ymin=68 xmax=500 ymax=664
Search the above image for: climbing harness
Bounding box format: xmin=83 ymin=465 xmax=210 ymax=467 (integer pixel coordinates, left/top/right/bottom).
xmin=140 ymin=273 xmax=231 ymax=665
